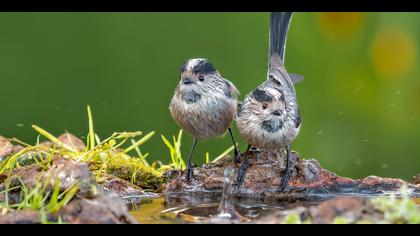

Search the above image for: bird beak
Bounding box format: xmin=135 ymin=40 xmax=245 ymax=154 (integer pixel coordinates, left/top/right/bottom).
xmin=272 ymin=110 xmax=282 ymax=116
xmin=183 ymin=78 xmax=194 ymax=85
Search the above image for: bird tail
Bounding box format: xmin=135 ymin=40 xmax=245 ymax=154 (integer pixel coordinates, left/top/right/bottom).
xmin=269 ymin=12 xmax=293 ymax=63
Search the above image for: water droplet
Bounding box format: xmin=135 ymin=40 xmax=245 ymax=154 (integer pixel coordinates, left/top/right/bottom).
xmin=318 ymin=131 xmax=323 ymax=135
xmin=338 ymin=111 xmax=343 ymax=115
xmin=362 ymin=139 xmax=369 ymax=142
xmin=16 ymin=123 xmax=24 ymax=128
xmin=381 ymin=164 xmax=388 ymax=169
xmin=217 ymin=167 xmax=240 ymax=219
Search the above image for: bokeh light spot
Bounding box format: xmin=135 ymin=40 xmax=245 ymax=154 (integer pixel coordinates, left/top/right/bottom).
xmin=371 ymin=27 xmax=416 ymax=79
xmin=317 ymin=12 xmax=364 ymax=41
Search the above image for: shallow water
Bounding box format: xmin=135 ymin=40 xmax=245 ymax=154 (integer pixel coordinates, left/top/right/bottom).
xmin=128 ymin=193 xmax=420 ymax=224
xmin=128 ymin=164 xmax=420 ymax=224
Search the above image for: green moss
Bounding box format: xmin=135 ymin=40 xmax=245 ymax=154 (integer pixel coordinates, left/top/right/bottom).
xmin=89 ymin=154 xmax=163 ymax=190
xmin=371 ymin=185 xmax=420 ymax=224
xmin=283 ymin=213 xmax=301 ymax=224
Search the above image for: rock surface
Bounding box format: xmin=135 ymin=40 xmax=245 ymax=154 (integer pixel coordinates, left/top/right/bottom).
xmin=0 ymin=210 xmax=43 ymax=224
xmin=0 ymin=193 xmax=137 ymax=224
xmin=57 ymin=193 xmax=138 ymax=224
xmin=0 ymin=135 xmax=23 ymax=161
xmin=0 ymin=153 xmax=138 ymax=224
xmin=256 ymin=196 xmax=384 ymax=224
xmin=40 ymin=133 xmax=86 ymax=152
xmin=0 ymin=157 xmax=97 ymax=198
xmin=164 ymin=150 xmax=420 ymax=198
xmin=412 ymin=174 xmax=420 ymax=185
xmin=101 ymin=174 xmax=160 ymax=203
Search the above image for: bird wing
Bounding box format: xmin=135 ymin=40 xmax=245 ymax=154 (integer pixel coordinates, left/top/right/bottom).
xmin=289 ymin=73 xmax=304 ymax=84
xmin=223 ymin=79 xmax=240 ymax=99
xmin=268 ymin=53 xmax=295 ymax=92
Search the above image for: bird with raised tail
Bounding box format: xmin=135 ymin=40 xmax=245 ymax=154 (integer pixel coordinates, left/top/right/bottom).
xmin=235 ymin=12 xmax=303 ymax=192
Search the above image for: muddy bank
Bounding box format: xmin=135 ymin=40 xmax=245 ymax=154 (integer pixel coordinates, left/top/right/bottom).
xmin=164 ymin=149 xmax=420 ymax=198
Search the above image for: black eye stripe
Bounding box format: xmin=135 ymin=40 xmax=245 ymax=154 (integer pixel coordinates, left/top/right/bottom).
xmin=252 ymin=89 xmax=273 ymax=103
xmin=192 ymin=60 xmax=216 ymax=74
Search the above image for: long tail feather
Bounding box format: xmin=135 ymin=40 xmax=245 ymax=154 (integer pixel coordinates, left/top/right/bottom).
xmin=269 ymin=12 xmax=293 ymax=63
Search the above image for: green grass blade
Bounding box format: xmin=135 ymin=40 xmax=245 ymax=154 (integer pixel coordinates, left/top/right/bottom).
xmin=211 ymin=145 xmax=235 ymax=163
xmin=205 ymin=152 xmax=210 ymax=164
xmin=32 ymin=125 xmax=76 ymax=152
xmin=50 ymin=183 xmax=79 ymax=213
xmin=48 ymin=177 xmax=61 ymax=212
xmin=87 ymin=105 xmax=95 ymax=150
xmin=161 ymin=135 xmax=175 ymax=151
xmin=123 ymin=131 xmax=155 ymax=154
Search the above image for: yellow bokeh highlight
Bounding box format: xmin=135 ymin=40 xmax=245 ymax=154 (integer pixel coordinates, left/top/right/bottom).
xmin=318 ymin=12 xmax=364 ymax=41
xmin=371 ymin=27 xmax=417 ymax=79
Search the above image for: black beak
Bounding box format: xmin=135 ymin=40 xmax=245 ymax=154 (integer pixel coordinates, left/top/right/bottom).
xmin=272 ymin=110 xmax=282 ymax=116
xmin=183 ymin=78 xmax=194 ymax=85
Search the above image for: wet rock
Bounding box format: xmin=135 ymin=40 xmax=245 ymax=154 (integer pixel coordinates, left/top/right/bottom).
xmin=164 ymin=150 xmax=420 ymax=198
xmin=411 ymin=174 xmax=420 ymax=185
xmin=0 ymin=194 xmax=138 ymax=224
xmin=39 ymin=133 xmax=85 ymax=152
xmin=256 ymin=196 xmax=384 ymax=224
xmin=0 ymin=157 xmax=97 ymax=198
xmin=0 ymin=135 xmax=23 ymax=161
xmin=308 ymin=197 xmax=367 ymax=224
xmin=0 ymin=156 xmax=138 ymax=224
xmin=101 ymin=174 xmax=159 ymax=203
xmin=255 ymin=206 xmax=308 ymax=224
xmin=58 ymin=193 xmax=138 ymax=224
xmin=57 ymin=133 xmax=86 ymax=152
xmin=0 ymin=210 xmax=42 ymax=224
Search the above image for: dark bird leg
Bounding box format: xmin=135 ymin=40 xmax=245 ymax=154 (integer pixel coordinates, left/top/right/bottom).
xmin=185 ymin=138 xmax=197 ymax=182
xmin=228 ymin=128 xmax=240 ymax=165
xmin=280 ymin=144 xmax=292 ymax=192
xmin=236 ymin=144 xmax=252 ymax=192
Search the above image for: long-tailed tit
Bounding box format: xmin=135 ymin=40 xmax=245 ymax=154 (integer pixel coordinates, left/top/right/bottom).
xmin=235 ymin=12 xmax=303 ymax=192
xmin=170 ymin=59 xmax=240 ymax=181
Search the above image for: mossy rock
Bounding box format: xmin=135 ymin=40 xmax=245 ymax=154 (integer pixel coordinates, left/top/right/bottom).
xmin=89 ymin=154 xmax=164 ymax=191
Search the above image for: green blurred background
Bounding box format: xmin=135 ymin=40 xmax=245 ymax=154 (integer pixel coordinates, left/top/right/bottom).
xmin=1 ymin=13 xmax=419 ymax=180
